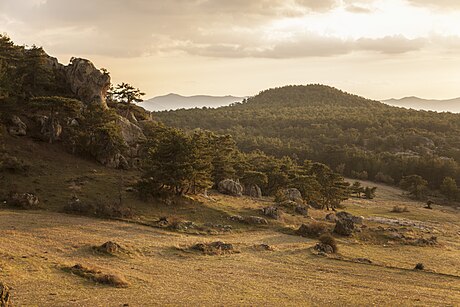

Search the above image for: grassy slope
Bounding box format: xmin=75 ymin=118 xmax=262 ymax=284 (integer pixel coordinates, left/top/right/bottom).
xmin=1 ymin=136 xmax=460 ymax=306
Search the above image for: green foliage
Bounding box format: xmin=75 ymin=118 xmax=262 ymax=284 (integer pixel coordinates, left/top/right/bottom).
xmin=400 ymin=175 xmax=428 ymax=200
xmin=440 ymin=177 xmax=458 ymax=200
xmin=156 ymin=84 xmax=460 ymax=193
xmin=109 ymin=82 xmax=145 ymax=105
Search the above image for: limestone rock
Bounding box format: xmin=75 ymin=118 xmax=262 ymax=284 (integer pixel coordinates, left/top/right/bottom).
xmin=295 ymin=205 xmax=309 ymax=216
xmin=218 ymin=179 xmax=243 ymax=197
xmin=244 ymin=216 xmax=269 ymax=225
xmin=262 ymin=206 xmax=280 ymax=219
xmin=9 ymin=193 xmax=40 ymax=209
xmin=334 ymin=218 xmax=355 ymax=236
xmin=115 ymin=115 xmax=146 ymax=146
xmin=279 ymin=188 xmax=303 ymax=203
xmin=65 ymin=58 xmax=111 ymax=108
xmin=246 ymin=184 xmax=262 ymax=198
xmin=325 ymin=213 xmax=337 ymax=222
xmin=336 ymin=211 xmax=363 ymax=224
xmin=7 ymin=115 xmax=27 ymax=136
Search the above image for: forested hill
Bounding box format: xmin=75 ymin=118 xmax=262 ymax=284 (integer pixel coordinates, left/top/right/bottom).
xmin=155 ymin=85 xmax=460 ymax=190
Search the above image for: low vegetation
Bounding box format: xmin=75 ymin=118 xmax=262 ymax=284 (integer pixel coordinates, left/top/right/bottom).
xmin=62 ymin=264 xmax=129 ymax=288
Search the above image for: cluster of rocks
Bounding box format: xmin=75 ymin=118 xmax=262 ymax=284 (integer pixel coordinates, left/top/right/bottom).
xmin=314 ymin=242 xmax=335 ymax=254
xmin=203 ymin=223 xmax=233 ymax=232
xmin=324 ymin=211 xmax=364 ymax=236
xmin=229 ymin=215 xmax=268 ymax=225
xmin=156 ymin=217 xmax=198 ymax=231
xmin=191 ymin=241 xmax=236 ymax=255
xmin=7 ymin=193 xmax=40 ymax=209
xmin=217 ymin=179 xmax=263 ymax=199
xmin=93 ymin=241 xmax=125 ymax=255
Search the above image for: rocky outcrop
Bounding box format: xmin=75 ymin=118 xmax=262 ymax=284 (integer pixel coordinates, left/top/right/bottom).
xmin=9 ymin=193 xmax=40 ymax=209
xmin=279 ymin=188 xmax=303 ymax=203
xmin=7 ymin=115 xmax=27 ymax=136
xmin=34 ymin=116 xmax=62 ymax=143
xmin=218 ymin=179 xmax=243 ymax=197
xmin=262 ymin=206 xmax=280 ymax=219
xmin=245 ymin=184 xmax=262 ymax=198
xmin=64 ymin=58 xmax=111 ymax=108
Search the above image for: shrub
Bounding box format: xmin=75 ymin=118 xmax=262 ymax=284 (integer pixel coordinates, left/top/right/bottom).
xmin=414 ymin=263 xmax=425 ymax=270
xmin=391 ymin=205 xmax=409 ymax=213
xmin=297 ymin=221 xmax=330 ymax=238
xmin=319 ymin=233 xmax=338 ymax=253
xmin=374 ymin=172 xmax=395 ymax=184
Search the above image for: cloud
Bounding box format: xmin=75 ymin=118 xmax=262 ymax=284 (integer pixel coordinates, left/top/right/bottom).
xmin=407 ymin=0 xmax=460 ymax=10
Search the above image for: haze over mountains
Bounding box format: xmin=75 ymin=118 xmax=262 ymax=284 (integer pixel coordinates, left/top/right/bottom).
xmin=141 ymin=93 xmax=245 ymax=111
xmin=383 ymin=97 xmax=460 ymax=113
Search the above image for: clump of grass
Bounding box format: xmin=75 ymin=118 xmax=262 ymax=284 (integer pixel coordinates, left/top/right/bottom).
xmin=63 ymin=264 xmax=128 ymax=288
xmin=414 ymin=263 xmax=425 ymax=270
xmin=297 ymin=221 xmax=330 ymax=238
xmin=318 ymin=233 xmax=338 ymax=253
xmin=391 ymin=205 xmax=409 ymax=213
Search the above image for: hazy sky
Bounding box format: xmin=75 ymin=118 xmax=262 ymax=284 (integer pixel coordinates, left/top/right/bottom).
xmin=1 ymin=0 xmax=460 ymax=99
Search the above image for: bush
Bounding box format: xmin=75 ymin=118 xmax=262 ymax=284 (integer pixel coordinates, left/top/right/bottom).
xmin=374 ymin=172 xmax=395 ymax=184
xmin=318 ymin=233 xmax=338 ymax=253
xmin=297 ymin=221 xmax=330 ymax=238
xmin=391 ymin=205 xmax=409 ymax=213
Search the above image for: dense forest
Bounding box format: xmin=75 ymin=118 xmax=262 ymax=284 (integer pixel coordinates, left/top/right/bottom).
xmin=155 ymin=85 xmax=460 ymax=197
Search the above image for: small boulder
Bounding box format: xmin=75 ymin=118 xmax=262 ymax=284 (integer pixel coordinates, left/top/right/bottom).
xmin=7 ymin=115 xmax=27 ymax=136
xmin=262 ymin=206 xmax=280 ymax=219
xmin=314 ymin=243 xmax=334 ymax=254
xmin=218 ymin=179 xmax=243 ymax=197
xmin=244 ymin=216 xmax=269 ymax=225
xmin=95 ymin=241 xmax=124 ymax=255
xmin=334 ymin=218 xmax=355 ymax=236
xmin=414 ymin=263 xmax=425 ymax=270
xmin=308 ymin=200 xmax=322 ymax=209
xmin=0 ymin=283 xmax=11 ymax=307
xmin=336 ymin=211 xmax=363 ymax=224
xmin=295 ymin=205 xmax=309 ymax=216
xmin=191 ymin=241 xmax=235 ymax=255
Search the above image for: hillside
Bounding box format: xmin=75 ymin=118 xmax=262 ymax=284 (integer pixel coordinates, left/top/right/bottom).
xmin=155 ymin=85 xmax=460 ymax=192
xmin=140 ymin=93 xmax=244 ymax=111
xmin=383 ymin=96 xmax=460 ymax=113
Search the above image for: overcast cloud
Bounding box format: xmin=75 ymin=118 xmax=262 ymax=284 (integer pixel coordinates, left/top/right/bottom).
xmin=1 ymin=0 xmax=460 ymax=99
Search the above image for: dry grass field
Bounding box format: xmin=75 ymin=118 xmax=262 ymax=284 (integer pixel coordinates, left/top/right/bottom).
xmin=1 ymin=136 xmax=460 ymax=306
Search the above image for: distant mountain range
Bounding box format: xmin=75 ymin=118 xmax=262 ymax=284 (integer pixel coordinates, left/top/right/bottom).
xmin=140 ymin=93 xmax=245 ymax=112
xmin=382 ymin=96 xmax=460 ymax=113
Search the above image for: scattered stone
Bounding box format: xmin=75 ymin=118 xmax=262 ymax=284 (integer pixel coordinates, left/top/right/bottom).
xmin=296 ymin=222 xmax=329 ymax=238
xmin=334 ymin=218 xmax=355 ymax=236
xmin=218 ymin=179 xmax=243 ymax=197
xmin=0 ymin=283 xmax=11 ymax=307
xmin=414 ymin=263 xmax=425 ymax=270
xmin=94 ymin=241 xmax=124 ymax=255
xmin=295 ymin=205 xmax=309 ymax=216
xmin=244 ymin=216 xmax=269 ymax=225
xmin=314 ymin=243 xmax=334 ymax=254
xmin=262 ymin=206 xmax=281 ymax=219
xmin=191 ymin=241 xmax=236 ymax=255
xmin=353 ymin=258 xmax=373 ymax=264
xmin=228 ymin=215 xmax=245 ymax=222
xmin=253 ymin=244 xmax=274 ymax=251
xmin=8 ymin=193 xmax=40 ymax=209
xmin=7 ymin=115 xmax=27 ymax=136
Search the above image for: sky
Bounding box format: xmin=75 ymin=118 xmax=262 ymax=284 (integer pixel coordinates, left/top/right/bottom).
xmin=1 ymin=0 xmax=460 ymax=100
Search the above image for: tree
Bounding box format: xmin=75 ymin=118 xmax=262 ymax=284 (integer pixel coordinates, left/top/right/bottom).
xmin=310 ymin=162 xmax=350 ymax=210
xmin=400 ymin=175 xmax=428 ymax=200
xmin=440 ymin=177 xmax=458 ymax=200
xmin=110 ymin=82 xmax=145 ymax=105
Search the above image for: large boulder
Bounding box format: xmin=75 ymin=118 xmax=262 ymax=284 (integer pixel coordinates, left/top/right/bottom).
xmin=334 ymin=218 xmax=355 ymax=236
xmin=218 ymin=179 xmax=243 ymax=197
xmin=35 ymin=116 xmax=62 ymax=143
xmin=65 ymin=58 xmax=111 ymax=108
xmin=115 ymin=115 xmax=146 ymax=147
xmin=7 ymin=115 xmax=27 ymax=136
xmin=336 ymin=211 xmax=363 ymax=225
xmin=245 ymin=184 xmax=262 ymax=198
xmin=279 ymin=188 xmax=303 ymax=203
xmin=0 ymin=283 xmax=11 ymax=307
xmin=262 ymin=206 xmax=281 ymax=219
